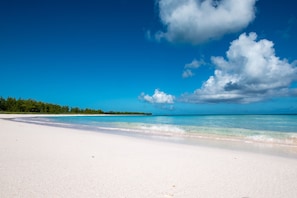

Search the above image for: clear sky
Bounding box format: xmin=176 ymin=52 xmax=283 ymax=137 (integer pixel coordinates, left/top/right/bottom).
xmin=1 ymin=0 xmax=297 ymax=114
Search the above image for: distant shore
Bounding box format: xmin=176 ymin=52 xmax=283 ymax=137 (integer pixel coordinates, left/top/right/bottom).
xmin=0 ymin=113 xmax=150 ymax=118
xmin=1 ymin=114 xmax=297 ymax=197
xmin=0 ymin=96 xmax=152 ymax=115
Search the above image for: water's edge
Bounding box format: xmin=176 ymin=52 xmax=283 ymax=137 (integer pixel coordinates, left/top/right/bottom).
xmin=7 ymin=115 xmax=297 ymax=158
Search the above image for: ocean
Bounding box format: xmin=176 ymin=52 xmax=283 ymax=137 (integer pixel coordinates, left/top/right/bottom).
xmin=14 ymin=114 xmax=297 ymax=149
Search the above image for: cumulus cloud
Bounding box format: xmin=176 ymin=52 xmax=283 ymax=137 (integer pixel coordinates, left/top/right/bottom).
xmin=182 ymin=59 xmax=204 ymax=78
xmin=139 ymin=89 xmax=175 ymax=104
xmin=155 ymin=0 xmax=257 ymax=44
xmin=181 ymin=32 xmax=297 ymax=103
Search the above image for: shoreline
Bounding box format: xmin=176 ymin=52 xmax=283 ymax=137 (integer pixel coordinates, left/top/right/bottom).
xmin=3 ymin=114 xmax=297 ymax=159
xmin=1 ymin=114 xmax=297 ymax=197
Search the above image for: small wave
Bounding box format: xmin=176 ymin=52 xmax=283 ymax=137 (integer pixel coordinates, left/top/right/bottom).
xmin=139 ymin=124 xmax=185 ymax=134
xmin=245 ymin=135 xmax=297 ymax=147
xmin=246 ymin=135 xmax=276 ymax=143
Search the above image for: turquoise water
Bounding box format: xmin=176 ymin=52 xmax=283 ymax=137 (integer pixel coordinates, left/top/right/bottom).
xmin=17 ymin=115 xmax=297 ymax=147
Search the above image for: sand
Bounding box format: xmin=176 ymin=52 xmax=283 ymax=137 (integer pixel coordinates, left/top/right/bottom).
xmin=1 ymin=114 xmax=297 ymax=198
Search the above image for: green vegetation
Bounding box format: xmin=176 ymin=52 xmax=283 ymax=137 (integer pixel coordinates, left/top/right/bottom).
xmin=0 ymin=97 xmax=151 ymax=115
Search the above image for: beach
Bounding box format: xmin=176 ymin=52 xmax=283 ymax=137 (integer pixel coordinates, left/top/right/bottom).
xmin=1 ymin=114 xmax=297 ymax=198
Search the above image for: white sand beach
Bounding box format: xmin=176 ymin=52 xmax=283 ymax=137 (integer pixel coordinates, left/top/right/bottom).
xmin=1 ymin=114 xmax=297 ymax=198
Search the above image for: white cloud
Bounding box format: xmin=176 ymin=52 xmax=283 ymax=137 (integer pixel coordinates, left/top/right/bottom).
xmin=155 ymin=0 xmax=257 ymax=44
xmin=181 ymin=32 xmax=297 ymax=103
xmin=185 ymin=59 xmax=201 ymax=69
xmin=182 ymin=69 xmax=194 ymax=78
xmin=139 ymin=89 xmax=175 ymax=104
xmin=182 ymin=59 xmax=205 ymax=78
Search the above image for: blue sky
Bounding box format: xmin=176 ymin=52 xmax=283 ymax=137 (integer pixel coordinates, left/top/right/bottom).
xmin=1 ymin=0 xmax=297 ymax=114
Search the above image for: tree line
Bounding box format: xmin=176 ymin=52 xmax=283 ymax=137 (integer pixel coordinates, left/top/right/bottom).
xmin=0 ymin=97 xmax=151 ymax=115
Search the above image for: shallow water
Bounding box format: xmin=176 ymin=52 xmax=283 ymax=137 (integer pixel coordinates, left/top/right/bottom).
xmin=13 ymin=114 xmax=297 ymax=157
